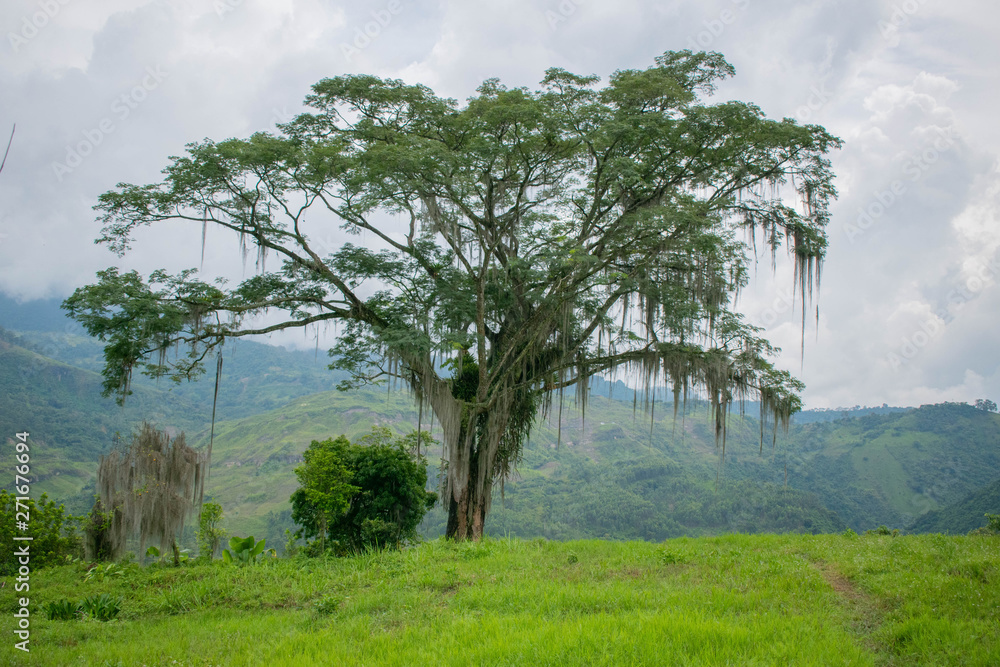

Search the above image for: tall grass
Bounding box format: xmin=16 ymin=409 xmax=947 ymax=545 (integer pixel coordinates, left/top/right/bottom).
xmin=3 ymin=533 xmax=997 ymax=665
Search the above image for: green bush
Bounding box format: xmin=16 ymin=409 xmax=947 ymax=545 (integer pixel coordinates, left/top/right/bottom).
xmin=81 ymin=593 xmax=121 ymax=621
xmin=222 ymin=535 xmax=276 ymax=565
xmin=0 ymin=490 xmax=82 ymax=574
xmin=969 ymin=513 xmax=1000 ymax=536
xmin=291 ymin=427 xmax=437 ymax=554
xmin=313 ymin=594 xmax=343 ymax=615
xmin=44 ymin=599 xmax=82 ymax=621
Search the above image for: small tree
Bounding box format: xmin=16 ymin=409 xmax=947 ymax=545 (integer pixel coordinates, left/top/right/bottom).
xmin=290 ymin=436 xmax=358 ymax=554
xmin=974 ymin=398 xmax=998 ymax=413
xmin=195 ymin=501 xmax=227 ymax=560
xmin=292 ymin=428 xmax=437 ymax=553
xmin=94 ymin=423 xmax=209 ymax=563
xmin=0 ymin=490 xmax=82 ymax=573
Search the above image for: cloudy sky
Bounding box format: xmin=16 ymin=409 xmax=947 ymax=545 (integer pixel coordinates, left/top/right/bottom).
xmin=1 ymin=0 xmax=998 ymax=411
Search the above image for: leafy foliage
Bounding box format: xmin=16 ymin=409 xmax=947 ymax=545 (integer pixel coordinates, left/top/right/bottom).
xmin=145 ymin=545 xmax=191 ymax=565
xmin=63 ymin=50 xmax=840 ymax=539
xmin=292 ymin=427 xmax=437 ymax=552
xmin=968 ymin=513 xmax=1000 ymax=536
xmin=974 ymin=398 xmax=998 ymax=413
xmin=289 ymin=436 xmax=358 ymax=553
xmin=43 ymin=599 xmax=82 ymax=621
xmin=312 ymin=594 xmax=343 ymax=615
xmin=0 ymin=490 xmax=82 ymax=574
xmin=195 ymin=501 xmax=227 ymax=560
xmin=81 ymin=593 xmax=122 ymax=621
xmin=83 ymin=561 xmax=129 ymax=583
xmin=222 ymin=535 xmax=275 ymax=565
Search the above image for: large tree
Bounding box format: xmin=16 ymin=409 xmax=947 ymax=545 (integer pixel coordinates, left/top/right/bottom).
xmin=64 ymin=51 xmax=840 ymax=540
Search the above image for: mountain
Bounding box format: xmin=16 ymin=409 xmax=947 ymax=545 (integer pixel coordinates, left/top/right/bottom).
xmin=0 ymin=327 xmax=208 ymax=512
xmin=8 ymin=328 xmax=347 ymax=422
xmin=0 ymin=320 xmax=344 ymax=514
xmin=179 ymin=386 xmax=852 ymax=546
xmin=907 ymin=477 xmax=1000 ymax=534
xmin=792 ymin=405 xmax=913 ymax=423
xmin=178 ymin=387 xmax=1000 ymax=542
xmin=3 ymin=296 xmax=1000 ymax=545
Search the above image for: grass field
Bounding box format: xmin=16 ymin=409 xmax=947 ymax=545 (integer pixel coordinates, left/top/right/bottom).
xmin=4 ymin=533 xmax=998 ymax=666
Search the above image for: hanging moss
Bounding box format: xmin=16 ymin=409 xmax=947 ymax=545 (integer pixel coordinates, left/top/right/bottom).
xmin=94 ymin=423 xmax=208 ymax=561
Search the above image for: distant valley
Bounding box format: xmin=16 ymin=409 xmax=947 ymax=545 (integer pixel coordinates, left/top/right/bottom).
xmin=2 ymin=295 xmax=999 ymax=549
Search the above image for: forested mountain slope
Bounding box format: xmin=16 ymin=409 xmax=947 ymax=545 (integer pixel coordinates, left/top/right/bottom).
xmin=3 ymin=302 xmax=999 ymax=543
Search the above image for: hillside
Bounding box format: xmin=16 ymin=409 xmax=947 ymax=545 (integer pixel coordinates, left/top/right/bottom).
xmin=0 ymin=330 xmax=209 ymax=511
xmin=3 ymin=299 xmax=1000 ymax=542
xmin=188 ymin=389 xmax=999 ymax=544
xmin=8 ymin=327 xmax=347 ymax=421
xmin=0 ymin=321 xmax=346 ymax=513
xmin=181 ymin=386 xmax=851 ymax=545
xmin=908 ymin=477 xmax=1000 ymax=534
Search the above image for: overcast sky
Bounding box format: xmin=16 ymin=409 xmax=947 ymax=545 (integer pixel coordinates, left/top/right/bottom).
xmin=1 ymin=0 xmax=998 ymax=410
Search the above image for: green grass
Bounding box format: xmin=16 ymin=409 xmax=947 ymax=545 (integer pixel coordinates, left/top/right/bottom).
xmin=4 ymin=533 xmax=998 ymax=665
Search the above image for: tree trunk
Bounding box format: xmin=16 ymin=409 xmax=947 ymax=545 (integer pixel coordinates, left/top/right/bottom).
xmin=446 ymin=466 xmax=490 ymax=541
xmin=443 ymin=415 xmax=494 ymax=541
xmin=416 ymin=369 xmax=495 ymax=541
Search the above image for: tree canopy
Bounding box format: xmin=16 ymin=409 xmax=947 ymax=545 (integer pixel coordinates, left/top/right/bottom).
xmin=290 ymin=433 xmax=358 ymax=553
xmin=63 ymin=50 xmax=841 ymax=540
xmin=291 ymin=427 xmax=436 ymax=552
